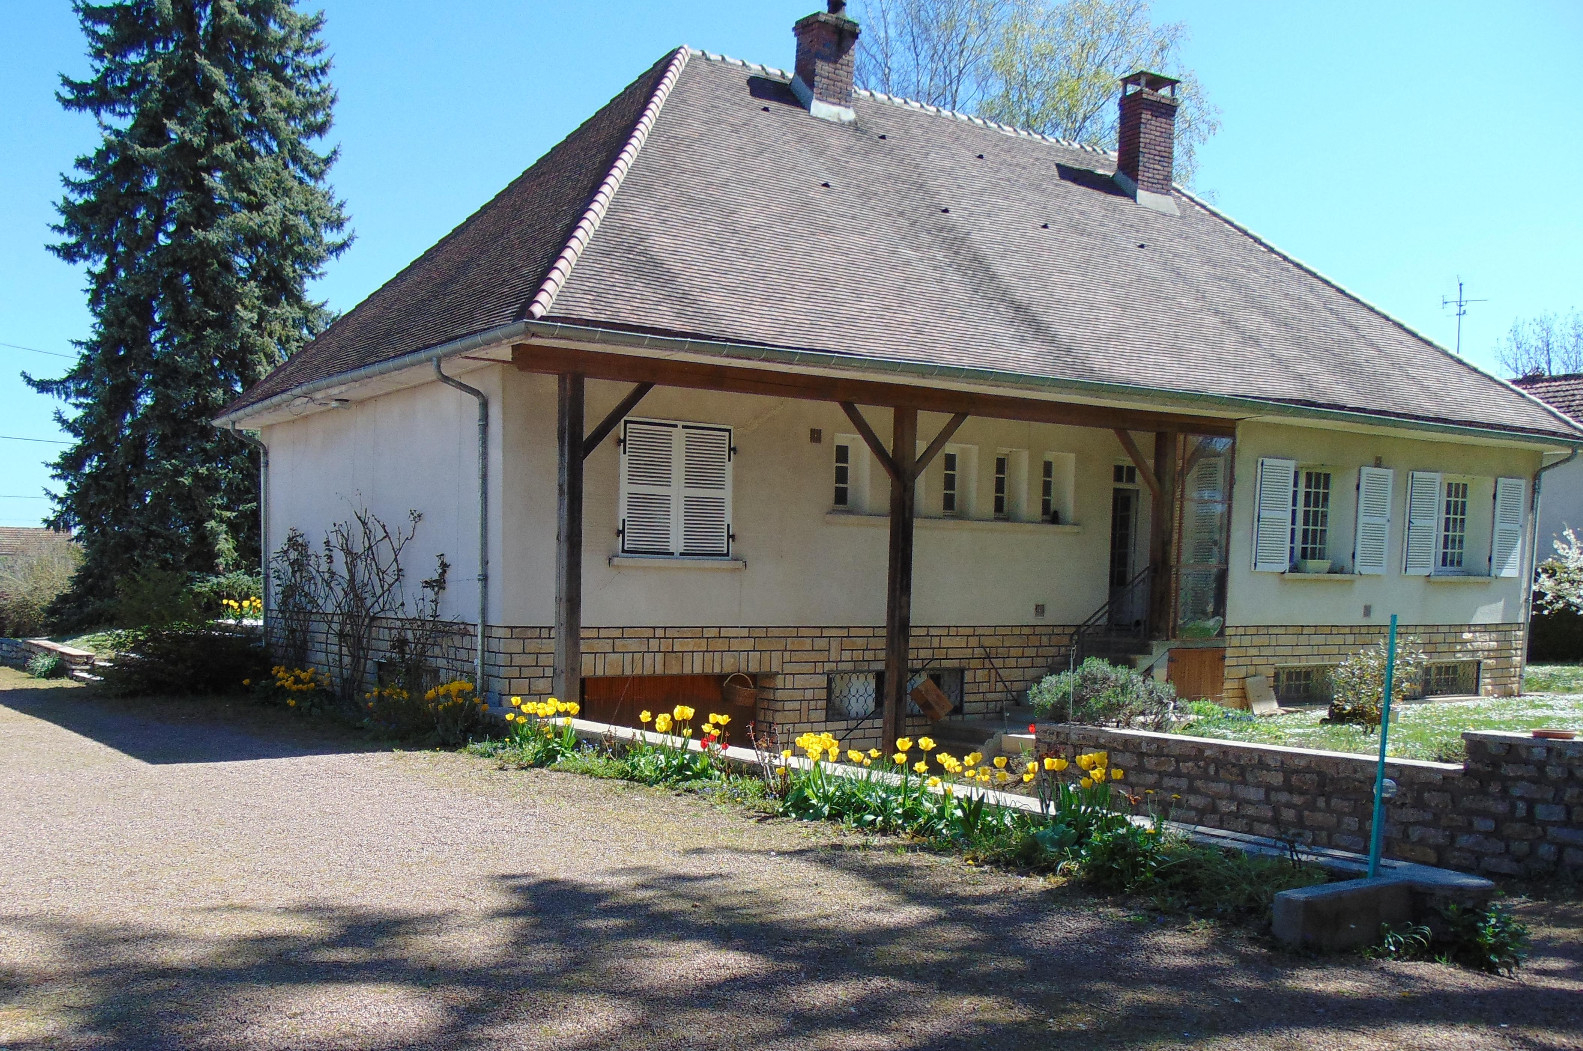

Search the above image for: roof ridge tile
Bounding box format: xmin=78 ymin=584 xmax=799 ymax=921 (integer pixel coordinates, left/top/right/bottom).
xmin=526 ymin=47 xmax=693 ymax=319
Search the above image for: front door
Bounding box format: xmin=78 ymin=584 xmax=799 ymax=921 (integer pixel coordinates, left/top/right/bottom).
xmin=1109 ymin=484 xmax=1144 ymax=628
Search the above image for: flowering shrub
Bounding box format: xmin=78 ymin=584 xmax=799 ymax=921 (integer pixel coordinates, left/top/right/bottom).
xmin=359 ymin=676 xmax=490 ymax=744
xmin=220 ymin=596 xmax=263 ymax=622
xmin=254 ymin=664 xmax=336 ymax=714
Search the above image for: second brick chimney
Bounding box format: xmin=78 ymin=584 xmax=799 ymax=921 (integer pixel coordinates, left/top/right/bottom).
xmin=792 ymin=1 xmax=861 ymax=123
xmin=1114 ymin=70 xmax=1181 ymax=215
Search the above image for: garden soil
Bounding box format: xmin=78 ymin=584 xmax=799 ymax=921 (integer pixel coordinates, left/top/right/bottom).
xmin=1 ymin=669 xmax=1579 ymax=1050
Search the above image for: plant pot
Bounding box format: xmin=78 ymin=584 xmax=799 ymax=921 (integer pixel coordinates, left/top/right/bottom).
xmin=1301 ymin=559 xmax=1333 ymax=575
xmin=1531 ymin=728 xmax=1576 ymax=740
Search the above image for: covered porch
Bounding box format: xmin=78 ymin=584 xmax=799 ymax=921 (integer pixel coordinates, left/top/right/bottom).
xmin=515 ymin=341 xmax=1240 ymax=750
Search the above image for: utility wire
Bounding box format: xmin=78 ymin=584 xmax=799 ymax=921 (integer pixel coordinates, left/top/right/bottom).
xmin=0 ymin=435 xmax=70 ymax=444
xmin=0 ymin=340 xmax=74 ymax=360
xmin=0 ymin=495 xmax=49 ymax=499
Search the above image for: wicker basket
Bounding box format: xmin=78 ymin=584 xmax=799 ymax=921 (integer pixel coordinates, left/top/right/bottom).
xmin=721 ymin=672 xmax=758 ymax=714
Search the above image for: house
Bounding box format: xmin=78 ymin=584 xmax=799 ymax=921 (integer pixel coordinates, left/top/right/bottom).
xmin=216 ymin=3 xmax=1583 ymax=749
xmin=1512 ymin=374 xmax=1583 ymax=559
xmin=0 ymin=527 xmax=73 ymax=565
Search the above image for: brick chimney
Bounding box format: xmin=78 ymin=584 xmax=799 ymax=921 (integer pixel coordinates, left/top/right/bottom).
xmin=792 ymin=1 xmax=861 ymax=123
xmin=1114 ymin=70 xmax=1181 ymax=214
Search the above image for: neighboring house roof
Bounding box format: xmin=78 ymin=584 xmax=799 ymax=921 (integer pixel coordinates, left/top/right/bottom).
xmin=1514 ymin=374 xmax=1583 ymax=425
xmin=225 ymin=49 xmax=1582 ymax=443
xmin=0 ymin=527 xmax=73 ymax=560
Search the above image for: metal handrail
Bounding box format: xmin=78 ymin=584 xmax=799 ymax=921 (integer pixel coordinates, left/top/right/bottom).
xmin=1071 ymin=565 xmax=1152 ymax=665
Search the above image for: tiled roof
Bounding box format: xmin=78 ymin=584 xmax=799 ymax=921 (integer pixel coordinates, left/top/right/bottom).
xmin=0 ymin=527 xmax=73 ymax=559
xmin=1514 ymin=374 xmax=1583 ymax=424
xmin=227 ymin=49 xmax=1582 ymax=442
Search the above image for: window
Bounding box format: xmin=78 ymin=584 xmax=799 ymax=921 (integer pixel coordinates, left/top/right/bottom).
xmin=619 ymin=419 xmax=732 ymax=557
xmin=1296 ymin=469 xmax=1332 ymax=561
xmin=1114 ymin=463 xmax=1139 ymax=485
xmin=1424 ymin=660 xmax=1479 ymax=697
xmin=1439 ymin=479 xmax=1470 ymax=570
xmin=1274 ymin=665 xmax=1333 ymax=705
xmin=942 ymin=452 xmax=959 ymax=515
xmin=993 ymin=454 xmax=1009 ymax=518
xmin=833 ymin=441 xmax=851 ymax=509
xmin=827 ymin=672 xmax=879 ymax=720
xmin=1041 ymin=459 xmax=1056 ymax=521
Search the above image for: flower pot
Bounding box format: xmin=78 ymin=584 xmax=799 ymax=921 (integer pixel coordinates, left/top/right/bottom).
xmin=1301 ymin=559 xmax=1333 ymax=575
xmin=1531 ymin=728 xmax=1576 ymax=740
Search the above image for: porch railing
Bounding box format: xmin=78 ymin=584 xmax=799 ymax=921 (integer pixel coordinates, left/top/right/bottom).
xmin=1070 ymin=565 xmax=1152 ymax=667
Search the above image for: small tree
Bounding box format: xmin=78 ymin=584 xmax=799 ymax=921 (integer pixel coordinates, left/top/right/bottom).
xmin=1497 ymin=310 xmax=1583 ymax=379
xmin=1325 ymin=637 xmax=1426 ymax=727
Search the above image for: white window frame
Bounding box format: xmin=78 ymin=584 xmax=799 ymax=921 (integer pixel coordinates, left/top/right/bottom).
xmin=833 ymin=438 xmax=853 ymax=510
xmin=1439 ymin=476 xmax=1472 ymax=571
xmin=618 ymin=418 xmax=734 ymax=558
xmin=1294 ymin=466 xmax=1334 ymax=563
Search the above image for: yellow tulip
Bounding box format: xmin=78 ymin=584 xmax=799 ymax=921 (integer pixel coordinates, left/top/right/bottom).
xmin=1080 ymin=777 xmax=1094 ymax=789
xmin=1111 ymin=768 xmax=1124 ymax=780
xmin=917 ymin=736 xmax=936 ymax=752
xmin=567 ymin=702 xmax=580 ymax=716
xmin=781 ymin=749 xmax=793 ymax=759
xmin=927 ymin=776 xmax=942 ymax=788
xmin=993 ymin=756 xmax=1008 ymax=769
xmin=913 ymin=760 xmax=929 ymax=775
xmin=1043 ymin=756 xmax=1059 ymax=771
xmin=896 ymin=737 xmax=913 ymax=753
xmin=847 ymin=750 xmax=864 ymax=764
xmin=639 ymin=710 xmax=652 ymax=723
xmin=868 ymin=748 xmax=882 ymax=759
xmin=892 ymin=753 xmax=906 ymax=765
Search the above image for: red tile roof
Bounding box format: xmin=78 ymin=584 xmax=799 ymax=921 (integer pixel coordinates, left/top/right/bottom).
xmin=1514 ymin=374 xmax=1583 ymax=424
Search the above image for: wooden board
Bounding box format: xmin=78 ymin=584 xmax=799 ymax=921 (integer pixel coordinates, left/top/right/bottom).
xmin=1167 ymin=647 xmax=1225 ymax=703
xmin=581 ymin=674 xmax=757 ymax=746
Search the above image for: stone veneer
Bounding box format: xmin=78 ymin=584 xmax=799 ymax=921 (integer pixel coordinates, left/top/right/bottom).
xmin=279 ymin=616 xmax=1075 ymax=751
xmin=1035 ymin=724 xmax=1582 ymax=878
xmin=1220 ymin=623 xmax=1525 ymax=710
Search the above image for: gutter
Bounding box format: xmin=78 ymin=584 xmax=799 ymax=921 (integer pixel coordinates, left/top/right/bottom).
xmin=1518 ymin=448 xmax=1579 ymax=691
xmin=432 ymin=359 xmax=490 ymax=698
xmin=227 ymin=424 xmax=269 ymax=638
xmin=215 ymin=318 xmax=1583 ymax=450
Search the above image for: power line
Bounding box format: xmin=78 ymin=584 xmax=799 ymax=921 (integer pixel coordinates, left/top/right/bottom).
xmin=0 ymin=340 xmax=74 ymax=360
xmin=0 ymin=495 xmax=49 ymax=499
xmin=0 ymin=435 xmax=70 ymax=445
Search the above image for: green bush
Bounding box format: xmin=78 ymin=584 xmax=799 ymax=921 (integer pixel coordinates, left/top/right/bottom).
xmin=1029 ymin=658 xmax=1178 ymax=728
xmin=26 ymin=651 xmax=67 ymax=680
xmin=1439 ymin=902 xmax=1530 ymax=976
xmin=0 ymin=543 xmax=82 ymax=637
xmin=1326 ymin=637 xmax=1426 ymax=726
xmin=99 ymin=626 xmax=269 ymax=697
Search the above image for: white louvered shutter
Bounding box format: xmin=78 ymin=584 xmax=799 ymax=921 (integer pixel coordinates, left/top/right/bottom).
xmin=1353 ymin=466 xmax=1394 ymax=575
xmin=1252 ymin=458 xmax=1297 ymax=572
xmin=1490 ymin=476 xmax=1526 ymax=578
xmin=1403 ymin=470 xmax=1442 ymax=575
xmin=620 ymin=420 xmax=678 ymax=555
xmin=679 ymin=425 xmax=732 ymax=556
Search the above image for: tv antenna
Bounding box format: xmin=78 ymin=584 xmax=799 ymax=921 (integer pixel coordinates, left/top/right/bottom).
xmin=1440 ymin=277 xmax=1487 ymax=356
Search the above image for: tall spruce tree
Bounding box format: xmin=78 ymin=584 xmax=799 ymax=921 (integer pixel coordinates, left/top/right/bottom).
xmin=31 ymin=0 xmax=348 ymax=620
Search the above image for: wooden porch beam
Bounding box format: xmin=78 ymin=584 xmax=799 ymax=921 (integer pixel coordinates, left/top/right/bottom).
xmin=554 ymin=374 xmax=585 ymax=705
xmin=882 ymin=406 xmax=919 ymax=751
xmin=916 ymin=412 xmax=970 ymax=474
xmin=582 ymin=382 xmax=653 ymax=460
xmin=1113 ymin=428 xmax=1162 ymax=503
xmin=839 ymin=402 xmax=902 ymax=486
xmin=513 ymin=344 xmax=1236 ymax=437
xmin=1147 ymin=430 xmax=1179 ymax=641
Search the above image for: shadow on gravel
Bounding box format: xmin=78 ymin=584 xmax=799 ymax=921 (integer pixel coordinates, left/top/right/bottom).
xmin=2 ymin=848 xmax=1579 ymax=1050
xmin=0 ymin=680 xmax=380 ymax=765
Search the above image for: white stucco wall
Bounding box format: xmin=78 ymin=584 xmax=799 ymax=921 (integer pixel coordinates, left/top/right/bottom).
xmin=1226 ymin=420 xmax=1540 ymax=627
xmin=498 ymin=372 xmax=1148 ymax=628
xmin=262 ymin=364 xmax=506 ymax=624
xmin=1535 ymin=455 xmax=1583 ymax=561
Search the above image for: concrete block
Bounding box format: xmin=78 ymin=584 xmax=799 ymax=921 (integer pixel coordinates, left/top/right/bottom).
xmin=1272 ymin=878 xmax=1414 ymax=952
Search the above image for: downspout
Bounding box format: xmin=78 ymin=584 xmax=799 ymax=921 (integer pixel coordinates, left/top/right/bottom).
xmin=1518 ymin=448 xmax=1578 ymax=692
xmin=228 ymin=424 xmax=269 ymax=639
xmin=434 ymin=359 xmax=490 ymax=697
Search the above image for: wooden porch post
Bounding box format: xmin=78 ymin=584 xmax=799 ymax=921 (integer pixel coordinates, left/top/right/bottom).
xmin=1148 ymin=430 xmax=1178 ymax=640
xmin=554 ymin=373 xmax=585 ymax=703
xmin=882 ymin=406 xmax=918 ymax=750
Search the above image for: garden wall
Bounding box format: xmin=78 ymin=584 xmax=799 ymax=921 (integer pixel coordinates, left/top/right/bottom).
xmin=0 ymin=637 xmax=29 ymax=667
xmin=1035 ymin=724 xmax=1582 ymax=878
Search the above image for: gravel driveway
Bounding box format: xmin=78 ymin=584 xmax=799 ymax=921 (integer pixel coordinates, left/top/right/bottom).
xmin=2 ymin=669 xmax=1580 ymax=1051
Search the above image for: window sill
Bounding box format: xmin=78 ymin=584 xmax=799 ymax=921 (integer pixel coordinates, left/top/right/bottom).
xmin=1280 ymin=572 xmax=1361 ymax=582
xmin=609 ymin=555 xmax=747 ymax=571
xmin=1426 ymin=573 xmax=1497 ymax=583
xmin=825 ymin=511 xmax=1082 ymax=535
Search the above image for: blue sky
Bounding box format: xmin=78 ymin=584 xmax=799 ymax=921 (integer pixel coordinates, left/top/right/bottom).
xmin=0 ymin=0 xmax=1579 ymax=526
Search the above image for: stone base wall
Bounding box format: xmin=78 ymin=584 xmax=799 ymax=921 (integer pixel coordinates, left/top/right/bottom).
xmin=1221 ymin=623 xmax=1525 ymax=710
xmin=1035 ymin=724 xmax=1582 ymax=878
xmin=0 ymin=637 xmax=30 ymax=668
xmin=273 ymin=616 xmax=1075 ymax=751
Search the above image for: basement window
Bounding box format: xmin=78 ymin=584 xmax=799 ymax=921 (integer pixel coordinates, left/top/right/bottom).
xmin=1424 ymin=660 xmax=1480 ymax=698
xmin=828 ymin=671 xmax=880 ymax=720
xmin=1273 ymin=665 xmax=1333 ymax=705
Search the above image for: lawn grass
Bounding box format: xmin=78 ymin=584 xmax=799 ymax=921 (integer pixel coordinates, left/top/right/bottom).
xmin=1175 ymin=664 xmax=1583 ymax=763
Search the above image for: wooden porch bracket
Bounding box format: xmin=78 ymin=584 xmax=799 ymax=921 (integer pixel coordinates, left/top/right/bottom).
xmin=582 ymin=382 xmax=653 ymax=460
xmin=1113 ymin=428 xmax=1162 ymax=502
xmin=917 ymin=412 xmax=970 ymax=474
xmin=554 ymin=374 xmax=586 ymax=704
xmin=839 ymin=402 xmax=902 ymax=485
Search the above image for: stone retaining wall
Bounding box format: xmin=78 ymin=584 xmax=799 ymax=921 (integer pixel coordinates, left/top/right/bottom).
xmin=1035 ymin=724 xmax=1582 ymax=878
xmin=1221 ymin=623 xmax=1525 ymax=709
xmin=0 ymin=637 xmax=29 ymax=668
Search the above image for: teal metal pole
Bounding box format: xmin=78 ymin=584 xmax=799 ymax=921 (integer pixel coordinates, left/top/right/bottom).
xmin=1367 ymin=615 xmax=1399 ymax=878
